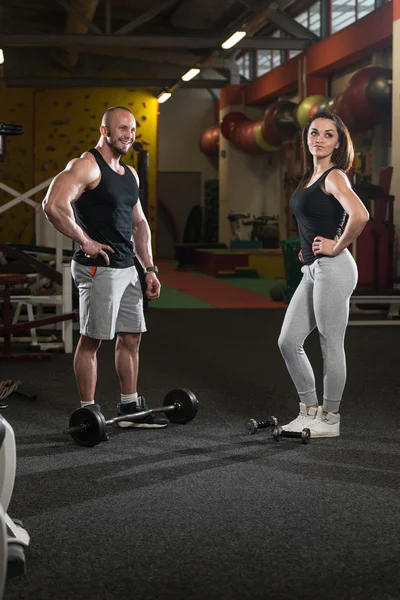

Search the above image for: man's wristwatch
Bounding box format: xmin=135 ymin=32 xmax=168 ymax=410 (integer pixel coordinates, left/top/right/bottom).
xmin=143 ymin=265 xmax=159 ymax=275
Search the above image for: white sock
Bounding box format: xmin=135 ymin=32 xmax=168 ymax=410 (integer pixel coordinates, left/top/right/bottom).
xmin=81 ymin=400 xmax=95 ymax=407
xmin=120 ymin=393 xmax=138 ymax=405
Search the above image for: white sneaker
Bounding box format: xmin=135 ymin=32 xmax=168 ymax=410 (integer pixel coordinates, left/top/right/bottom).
xmin=309 ymin=406 xmax=340 ymax=438
xmin=281 ymin=402 xmax=317 ymax=432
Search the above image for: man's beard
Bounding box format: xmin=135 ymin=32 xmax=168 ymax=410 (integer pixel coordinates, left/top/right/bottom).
xmin=107 ymin=137 xmax=130 ymax=156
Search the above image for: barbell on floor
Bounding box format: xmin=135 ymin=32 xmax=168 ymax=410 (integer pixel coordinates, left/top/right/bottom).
xmin=244 ymin=416 xmax=279 ymax=435
xmin=64 ymin=388 xmax=198 ymax=447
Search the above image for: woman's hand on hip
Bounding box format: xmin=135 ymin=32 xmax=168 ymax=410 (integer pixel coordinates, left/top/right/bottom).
xmin=312 ymin=236 xmax=340 ymax=256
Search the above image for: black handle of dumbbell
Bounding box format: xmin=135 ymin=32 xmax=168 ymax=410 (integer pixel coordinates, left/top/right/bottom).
xmin=245 ymin=416 xmax=278 ymax=434
xmin=280 ymin=430 xmax=302 ymax=439
xmin=257 ymin=417 xmax=278 ymax=429
xmin=108 ymin=403 xmax=178 ymax=426
xmin=64 ymin=423 xmax=88 ymax=435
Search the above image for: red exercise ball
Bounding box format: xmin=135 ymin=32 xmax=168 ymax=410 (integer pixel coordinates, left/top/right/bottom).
xmin=199 ymin=125 xmax=219 ymax=156
xmin=231 ymin=119 xmax=265 ymax=154
xmin=343 ymin=66 xmax=386 ymax=126
xmin=220 ymin=112 xmax=248 ymax=141
xmin=332 ymin=92 xmax=358 ymax=131
xmin=263 ymin=100 xmax=297 ymax=147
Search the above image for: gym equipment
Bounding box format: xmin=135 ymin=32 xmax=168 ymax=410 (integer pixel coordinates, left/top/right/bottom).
xmin=65 ymin=388 xmax=199 ymax=447
xmin=199 ymin=125 xmax=219 ymax=156
xmin=220 ymin=112 xmax=248 ymax=141
xmin=227 ymin=212 xmax=250 ymax=241
xmin=241 ymin=215 xmax=280 ymax=249
xmin=204 ymin=179 xmax=219 ymax=244
xmin=0 ymin=413 xmax=30 ymax=590
xmin=340 ymin=66 xmax=390 ymax=131
xmin=317 ymin=97 xmax=333 ymax=113
xmin=263 ymin=100 xmax=298 ymax=147
xmin=0 ymin=273 xmax=78 ymax=362
xmin=333 ymin=93 xmax=359 ymax=132
xmin=245 ymin=416 xmax=278 ymax=435
xmin=219 ymin=112 xmax=280 ymax=154
xmin=0 ymin=123 xmax=24 ymax=137
xmin=353 ymin=179 xmax=394 ymax=290
xmin=231 ymin=118 xmax=267 ymax=154
xmin=273 ymin=426 xmax=311 ymax=444
xmin=365 ymin=69 xmax=392 ymax=111
xmin=295 ymin=95 xmax=325 ymax=129
xmin=274 ymin=237 xmax=303 ymax=303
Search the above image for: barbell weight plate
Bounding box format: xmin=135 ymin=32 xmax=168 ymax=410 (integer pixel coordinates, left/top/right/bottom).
xmin=273 ymin=426 xmax=282 ymax=442
xmin=163 ymin=388 xmax=198 ymax=424
xmin=245 ymin=419 xmax=258 ymax=435
xmin=68 ymin=406 xmax=107 ymax=447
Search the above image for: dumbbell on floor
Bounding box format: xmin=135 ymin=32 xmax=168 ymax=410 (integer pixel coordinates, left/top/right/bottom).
xmin=64 ymin=388 xmax=198 ymax=447
xmin=245 ymin=416 xmax=278 ymax=435
xmin=273 ymin=426 xmax=311 ymax=445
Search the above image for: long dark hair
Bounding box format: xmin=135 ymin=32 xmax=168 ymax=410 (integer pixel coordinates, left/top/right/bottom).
xmin=297 ymin=111 xmax=354 ymax=189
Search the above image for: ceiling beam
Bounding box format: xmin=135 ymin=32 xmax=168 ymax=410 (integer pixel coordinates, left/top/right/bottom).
xmin=54 ymin=0 xmax=103 ymax=34
xmin=114 ymin=0 xmax=179 ymax=35
xmin=0 ymin=34 xmax=312 ymax=50
xmin=3 ymin=77 xmax=228 ymax=88
xmin=80 ymin=47 xmax=203 ymax=66
xmin=266 ymin=4 xmax=319 ymax=39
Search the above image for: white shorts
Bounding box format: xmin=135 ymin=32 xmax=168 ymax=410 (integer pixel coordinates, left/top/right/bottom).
xmin=71 ymin=261 xmax=147 ymax=340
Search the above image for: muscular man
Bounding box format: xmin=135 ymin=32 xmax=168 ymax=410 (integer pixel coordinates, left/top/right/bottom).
xmin=43 ymin=106 xmax=167 ymax=429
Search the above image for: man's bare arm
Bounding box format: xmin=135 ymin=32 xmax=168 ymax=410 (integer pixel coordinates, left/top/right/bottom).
xmin=132 ymin=200 xmax=154 ymax=268
xmin=42 ymin=157 xmax=96 ymax=245
xmin=42 ymin=157 xmax=114 ymax=264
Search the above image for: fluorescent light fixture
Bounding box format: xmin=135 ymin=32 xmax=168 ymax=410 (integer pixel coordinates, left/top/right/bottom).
xmin=0 ymin=50 xmax=4 ymax=65
xmin=181 ymin=68 xmax=200 ymax=82
xmin=221 ymin=31 xmax=246 ymax=50
xmin=158 ymin=91 xmax=172 ymax=104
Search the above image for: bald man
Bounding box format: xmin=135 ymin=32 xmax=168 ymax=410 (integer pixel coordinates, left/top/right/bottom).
xmin=43 ymin=106 xmax=167 ymax=429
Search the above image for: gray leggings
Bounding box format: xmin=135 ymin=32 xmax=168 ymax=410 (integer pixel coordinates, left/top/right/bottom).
xmin=278 ymin=249 xmax=358 ymax=413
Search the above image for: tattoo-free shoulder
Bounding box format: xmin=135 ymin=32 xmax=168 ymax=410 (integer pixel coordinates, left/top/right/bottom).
xmin=65 ymin=152 xmax=101 ymax=186
xmin=325 ymin=167 xmax=351 ymax=195
xmin=126 ymin=164 xmax=140 ymax=187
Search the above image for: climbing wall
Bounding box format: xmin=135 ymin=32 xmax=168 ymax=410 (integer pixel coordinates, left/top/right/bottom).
xmin=0 ymin=87 xmax=158 ymax=246
xmin=34 ymin=87 xmax=159 ymax=249
xmin=0 ymin=88 xmax=34 ymax=243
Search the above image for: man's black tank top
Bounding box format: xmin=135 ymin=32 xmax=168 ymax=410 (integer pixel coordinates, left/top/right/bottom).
xmin=73 ymin=148 xmax=139 ymax=268
xmin=289 ymin=166 xmax=347 ymax=265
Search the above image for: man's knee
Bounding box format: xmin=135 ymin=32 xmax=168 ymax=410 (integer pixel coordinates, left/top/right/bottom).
xmin=78 ymin=335 xmax=102 ymax=354
xmin=116 ymin=332 xmax=141 ymax=353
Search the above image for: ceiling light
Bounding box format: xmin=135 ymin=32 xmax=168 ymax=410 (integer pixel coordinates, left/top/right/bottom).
xmin=181 ymin=68 xmax=200 ymax=82
xmin=221 ymin=31 xmax=246 ymax=50
xmin=158 ymin=91 xmax=172 ymax=104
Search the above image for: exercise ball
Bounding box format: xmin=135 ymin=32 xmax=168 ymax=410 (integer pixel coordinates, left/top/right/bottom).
xmin=263 ymin=100 xmax=297 ymax=146
xmin=365 ymin=68 xmax=392 ymax=112
xmin=220 ymin=112 xmax=248 ymax=141
xmin=296 ymin=95 xmax=325 ymax=128
xmin=343 ymin=66 xmax=386 ymax=125
xmin=231 ymin=119 xmax=265 ymax=154
xmin=317 ymin=97 xmax=333 ymax=113
xmin=199 ymin=125 xmax=219 ymax=156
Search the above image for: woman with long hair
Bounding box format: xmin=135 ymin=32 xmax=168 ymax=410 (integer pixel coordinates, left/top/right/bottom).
xmin=278 ymin=111 xmax=369 ymax=438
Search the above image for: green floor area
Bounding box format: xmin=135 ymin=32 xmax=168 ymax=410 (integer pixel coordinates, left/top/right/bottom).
xmin=151 ymin=260 xmax=285 ymax=308
xmin=209 ymin=277 xmax=283 ymax=296
xmin=180 ymin=266 xmax=284 ymax=297
xmin=150 ymin=285 xmax=215 ymax=309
